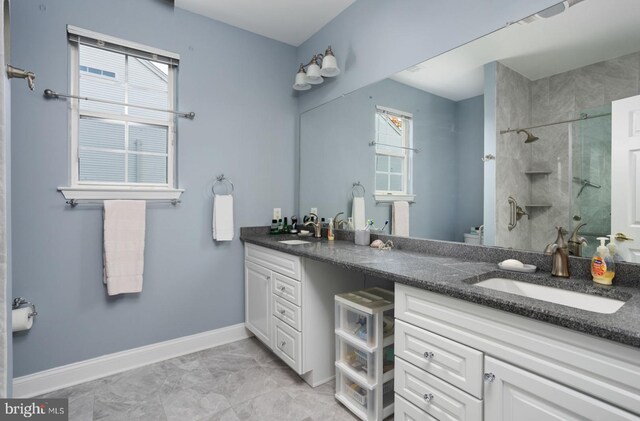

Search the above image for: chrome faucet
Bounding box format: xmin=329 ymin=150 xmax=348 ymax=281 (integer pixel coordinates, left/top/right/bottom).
xmin=568 ymin=223 xmax=588 ymax=257
xmin=304 ymin=213 xmax=322 ymax=238
xmin=544 ymin=226 xmax=570 ymax=278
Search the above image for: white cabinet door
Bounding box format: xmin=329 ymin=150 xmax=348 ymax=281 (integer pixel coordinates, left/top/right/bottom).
xmin=245 ymin=261 xmax=272 ymax=346
xmin=612 ymin=94 xmax=640 ymax=262
xmin=484 ymin=356 xmax=639 ymax=421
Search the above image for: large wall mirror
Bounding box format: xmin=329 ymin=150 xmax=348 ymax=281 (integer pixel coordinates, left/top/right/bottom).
xmin=299 ymin=0 xmax=640 ymax=261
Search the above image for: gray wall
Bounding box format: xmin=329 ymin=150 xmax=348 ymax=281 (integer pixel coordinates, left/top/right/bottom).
xmin=296 ymin=0 xmax=558 ymax=113
xmin=11 ymin=0 xmax=297 ymax=377
xmin=300 ymin=79 xmax=458 ymax=239
xmin=0 ymin=0 xmax=8 ymax=396
xmin=454 ymin=95 xmax=484 ymax=242
xmin=483 ymin=62 xmax=497 ymax=246
xmin=300 ymin=79 xmax=484 ymax=242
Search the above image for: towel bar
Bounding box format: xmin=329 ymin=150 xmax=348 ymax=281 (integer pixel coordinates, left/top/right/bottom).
xmin=66 ymin=198 xmax=180 ymax=207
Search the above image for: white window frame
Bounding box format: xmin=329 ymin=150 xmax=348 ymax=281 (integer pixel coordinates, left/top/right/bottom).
xmin=59 ymin=26 xmax=183 ymax=201
xmin=374 ymin=106 xmax=415 ymax=203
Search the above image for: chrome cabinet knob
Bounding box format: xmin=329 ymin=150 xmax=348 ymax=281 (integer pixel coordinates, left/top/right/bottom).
xmin=279 ymin=286 xmax=286 ymax=291
xmin=484 ymin=372 xmax=495 ymax=383
xmin=279 ymin=309 xmax=286 ymax=315
xmin=280 ymin=341 xmax=286 ymax=347
xmin=266 ymin=275 xmax=271 ymax=280
xmin=423 ymin=393 xmax=434 ymax=402
xmin=424 ymin=351 xmax=434 ymax=359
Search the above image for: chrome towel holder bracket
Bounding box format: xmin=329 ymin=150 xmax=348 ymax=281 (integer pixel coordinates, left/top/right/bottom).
xmin=212 ymin=174 xmax=234 ymax=196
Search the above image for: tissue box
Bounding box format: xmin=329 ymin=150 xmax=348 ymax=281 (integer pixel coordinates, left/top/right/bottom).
xmin=355 ymin=230 xmax=370 ymax=246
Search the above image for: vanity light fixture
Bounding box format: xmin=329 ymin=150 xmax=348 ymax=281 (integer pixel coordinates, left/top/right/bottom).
xmin=293 ymin=46 xmax=340 ymax=91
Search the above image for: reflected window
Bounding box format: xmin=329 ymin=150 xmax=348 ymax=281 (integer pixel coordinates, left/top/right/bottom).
xmin=374 ymin=107 xmax=413 ymax=196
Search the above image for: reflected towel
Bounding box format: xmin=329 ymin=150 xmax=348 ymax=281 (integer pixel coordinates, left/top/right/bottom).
xmin=213 ymin=195 xmax=234 ymax=241
xmin=392 ymin=201 xmax=410 ymax=237
xmin=352 ymin=197 xmax=366 ymax=231
xmin=103 ymin=200 xmax=146 ymax=295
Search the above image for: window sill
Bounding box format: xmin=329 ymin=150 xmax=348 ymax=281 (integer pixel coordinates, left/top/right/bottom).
xmin=374 ymin=193 xmax=416 ymax=203
xmin=58 ymin=186 xmax=184 ymax=201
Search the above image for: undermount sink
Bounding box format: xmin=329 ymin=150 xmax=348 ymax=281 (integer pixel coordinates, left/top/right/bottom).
xmin=474 ymin=278 xmax=625 ymax=314
xmin=278 ymin=240 xmax=311 ymax=245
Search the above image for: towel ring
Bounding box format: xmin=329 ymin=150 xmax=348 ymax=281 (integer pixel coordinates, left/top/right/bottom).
xmin=352 ymin=181 xmax=365 ymax=198
xmin=212 ymin=174 xmax=234 ymax=196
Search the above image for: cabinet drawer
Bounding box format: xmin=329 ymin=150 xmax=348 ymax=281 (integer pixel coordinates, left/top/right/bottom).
xmin=273 ymin=317 xmax=302 ymax=374
xmin=272 ymin=272 xmax=301 ymax=306
xmin=395 ymin=357 xmax=483 ymax=421
xmin=273 ymin=294 xmax=301 ymax=331
xmin=396 ymin=319 xmax=484 ymax=399
xmin=245 ymin=244 xmax=301 ymax=280
xmin=395 ymin=393 xmax=438 ymax=421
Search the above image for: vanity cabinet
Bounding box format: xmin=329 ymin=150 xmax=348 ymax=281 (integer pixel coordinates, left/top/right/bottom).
xmin=244 ymin=261 xmax=274 ymax=345
xmin=394 ymin=283 xmax=640 ymax=420
xmin=244 ymin=243 xmax=363 ymax=386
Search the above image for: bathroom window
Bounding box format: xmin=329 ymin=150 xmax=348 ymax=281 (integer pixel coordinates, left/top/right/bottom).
xmin=60 ymin=26 xmax=183 ymax=201
xmin=374 ymin=106 xmax=414 ymax=202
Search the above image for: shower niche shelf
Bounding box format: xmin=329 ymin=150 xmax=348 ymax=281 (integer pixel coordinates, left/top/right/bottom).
xmin=524 ymin=170 xmax=552 ymax=175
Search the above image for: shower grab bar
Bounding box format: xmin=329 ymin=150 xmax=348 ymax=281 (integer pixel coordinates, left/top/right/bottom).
xmin=43 ymin=89 xmax=195 ymax=119
xmin=508 ymin=196 xmax=527 ymax=231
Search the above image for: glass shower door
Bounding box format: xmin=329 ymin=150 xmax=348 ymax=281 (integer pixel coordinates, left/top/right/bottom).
xmin=570 ymin=105 xmax=612 ymax=257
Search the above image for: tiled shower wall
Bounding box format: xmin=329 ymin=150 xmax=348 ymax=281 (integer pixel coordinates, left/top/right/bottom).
xmin=495 ymin=62 xmax=532 ymax=250
xmin=495 ymin=52 xmax=640 ymax=253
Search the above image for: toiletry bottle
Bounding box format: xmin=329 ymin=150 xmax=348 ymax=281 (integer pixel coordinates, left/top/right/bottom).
xmin=591 ymin=237 xmax=615 ymax=285
xmin=278 ymin=218 xmax=284 ymax=234
xmin=270 ymin=219 xmax=278 ymax=235
xmin=607 ymin=234 xmax=625 ymax=262
xmin=283 ymin=217 xmax=289 ymax=234
xmin=328 ymin=218 xmax=335 ymax=241
xmin=290 ymin=216 xmax=298 ymax=234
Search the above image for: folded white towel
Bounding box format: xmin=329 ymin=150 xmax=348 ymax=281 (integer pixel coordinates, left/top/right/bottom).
xmin=392 ymin=201 xmax=410 ymax=237
xmin=213 ymin=195 xmax=234 ymax=241
xmin=352 ymin=197 xmax=366 ymax=231
xmin=103 ymin=200 xmax=146 ymax=295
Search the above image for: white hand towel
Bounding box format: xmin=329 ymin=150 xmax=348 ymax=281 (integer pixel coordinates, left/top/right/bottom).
xmin=392 ymin=201 xmax=410 ymax=237
xmin=352 ymin=197 xmax=366 ymax=231
xmin=103 ymin=200 xmax=146 ymax=295
xmin=213 ymin=195 xmax=234 ymax=241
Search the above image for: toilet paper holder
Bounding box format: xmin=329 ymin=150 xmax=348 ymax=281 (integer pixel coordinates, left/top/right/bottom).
xmin=12 ymin=297 xmax=37 ymax=319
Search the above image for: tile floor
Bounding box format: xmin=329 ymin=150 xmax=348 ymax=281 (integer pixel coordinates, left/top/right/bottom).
xmin=38 ymin=338 xmax=360 ymax=421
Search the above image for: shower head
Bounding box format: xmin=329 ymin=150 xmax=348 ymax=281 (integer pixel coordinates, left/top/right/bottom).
xmin=517 ymin=129 xmax=539 ymax=143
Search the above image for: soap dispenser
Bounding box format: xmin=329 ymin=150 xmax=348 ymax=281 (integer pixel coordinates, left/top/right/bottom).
xmin=591 ymin=237 xmax=615 ymax=285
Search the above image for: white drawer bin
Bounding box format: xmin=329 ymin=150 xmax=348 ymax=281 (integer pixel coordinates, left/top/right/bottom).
xmin=335 ymin=336 xmax=394 ymax=387
xmin=335 ymin=366 xmax=393 ymax=421
xmin=335 ymin=289 xmax=394 ymax=350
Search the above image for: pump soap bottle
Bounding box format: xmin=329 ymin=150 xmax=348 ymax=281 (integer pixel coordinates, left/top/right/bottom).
xmin=591 ymin=237 xmax=615 ymax=285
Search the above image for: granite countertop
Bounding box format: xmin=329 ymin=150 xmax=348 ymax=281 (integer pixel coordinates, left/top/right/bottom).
xmin=241 ymin=232 xmax=640 ymax=349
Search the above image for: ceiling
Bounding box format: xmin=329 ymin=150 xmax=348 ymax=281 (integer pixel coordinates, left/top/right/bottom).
xmin=175 ymin=0 xmax=356 ymax=46
xmin=392 ymin=0 xmax=640 ymax=101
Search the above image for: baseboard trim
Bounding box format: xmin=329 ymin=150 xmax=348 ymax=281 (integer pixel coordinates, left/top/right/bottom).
xmin=13 ymin=323 xmax=252 ymax=398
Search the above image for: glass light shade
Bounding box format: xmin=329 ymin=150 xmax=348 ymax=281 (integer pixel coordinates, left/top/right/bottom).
xmin=320 ymin=54 xmax=340 ymax=77
xmin=305 ymin=62 xmax=324 ymax=84
xmin=293 ymin=70 xmax=311 ymax=91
